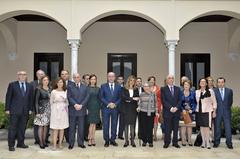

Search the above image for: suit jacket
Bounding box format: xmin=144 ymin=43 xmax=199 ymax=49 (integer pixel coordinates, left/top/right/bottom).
xmin=67 ymin=83 xmax=90 ymax=116
xmin=100 ymin=83 xmax=122 ymax=108
xmin=5 ymin=81 xmax=33 ymax=115
xmin=161 ymin=85 xmax=182 ymax=117
xmin=213 ymin=87 xmax=233 ymax=115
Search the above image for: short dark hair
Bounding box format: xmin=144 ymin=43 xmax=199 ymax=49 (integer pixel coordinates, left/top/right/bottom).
xmin=53 ymin=77 xmax=67 ymax=91
xmin=82 ymin=74 xmax=90 ymax=80
xmin=147 ymin=76 xmax=156 ymax=82
xmin=217 ymin=77 xmax=226 ymax=83
xmin=89 ymin=74 xmax=97 ymax=86
xmin=117 ymin=75 xmax=124 ymax=79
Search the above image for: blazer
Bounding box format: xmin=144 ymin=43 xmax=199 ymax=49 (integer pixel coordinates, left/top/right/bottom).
xmin=67 ymin=83 xmax=90 ymax=116
xmin=195 ymin=89 xmax=217 ymax=113
xmin=161 ymin=85 xmax=182 ymax=117
xmin=213 ymin=87 xmax=233 ymax=114
xmin=5 ymin=81 xmax=33 ymax=115
xmin=100 ymin=83 xmax=122 ymax=108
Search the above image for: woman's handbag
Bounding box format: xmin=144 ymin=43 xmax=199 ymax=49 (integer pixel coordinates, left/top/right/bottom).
xmin=182 ymin=111 xmax=192 ymax=124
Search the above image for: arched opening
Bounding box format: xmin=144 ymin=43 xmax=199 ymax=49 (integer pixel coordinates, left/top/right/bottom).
xmin=79 ymin=12 xmax=167 ymax=85
xmin=177 ymin=11 xmax=240 ymax=103
xmin=0 ymin=11 xmax=69 ymax=101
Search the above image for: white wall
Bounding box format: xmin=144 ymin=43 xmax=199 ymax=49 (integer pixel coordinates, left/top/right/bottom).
xmin=79 ymin=22 xmax=168 ymax=86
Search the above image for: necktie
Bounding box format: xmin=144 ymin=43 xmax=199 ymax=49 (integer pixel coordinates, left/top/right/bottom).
xmin=220 ymin=88 xmax=224 ymax=101
xmin=110 ymin=84 xmax=114 ymax=95
xmin=21 ymin=82 xmax=25 ymax=96
xmin=76 ymin=83 xmax=80 ymax=89
xmin=170 ymin=86 xmax=174 ymax=96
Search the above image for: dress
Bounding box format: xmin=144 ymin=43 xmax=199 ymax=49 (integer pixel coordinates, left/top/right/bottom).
xmin=50 ymin=90 xmax=69 ymax=129
xmin=87 ymin=86 xmax=101 ymax=124
xmin=196 ymin=92 xmax=209 ymax=127
xmin=121 ymin=88 xmax=139 ymax=125
xmin=34 ymin=87 xmax=51 ymax=126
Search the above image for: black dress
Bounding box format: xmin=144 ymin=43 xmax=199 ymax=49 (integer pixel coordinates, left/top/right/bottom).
xmin=34 ymin=87 xmax=51 ymax=126
xmin=196 ymin=92 xmax=209 ymax=127
xmin=121 ymin=88 xmax=139 ymax=125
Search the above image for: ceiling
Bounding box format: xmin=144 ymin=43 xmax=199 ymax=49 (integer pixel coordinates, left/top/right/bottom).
xmin=13 ymin=14 xmax=233 ymax=22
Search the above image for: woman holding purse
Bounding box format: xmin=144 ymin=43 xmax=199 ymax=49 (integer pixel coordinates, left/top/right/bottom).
xmin=180 ymin=80 xmax=196 ymax=146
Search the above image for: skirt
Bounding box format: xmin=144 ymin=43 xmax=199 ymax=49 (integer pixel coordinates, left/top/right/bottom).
xmin=196 ymin=112 xmax=209 ymax=127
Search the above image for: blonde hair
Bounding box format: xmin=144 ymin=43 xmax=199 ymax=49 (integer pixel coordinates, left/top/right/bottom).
xmin=124 ymin=75 xmax=136 ymax=90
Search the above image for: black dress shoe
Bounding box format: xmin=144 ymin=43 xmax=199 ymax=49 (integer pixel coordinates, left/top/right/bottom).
xmin=123 ymin=142 xmax=129 ymax=147
xmin=17 ymin=144 xmax=29 ymax=148
xmin=104 ymin=142 xmax=109 ymax=147
xmin=142 ymin=143 xmax=146 ymax=147
xmin=39 ymin=145 xmax=45 ymax=149
xmin=173 ymin=144 xmax=181 ymax=148
xmin=9 ymin=147 xmax=15 ymax=151
xmin=149 ymin=143 xmax=153 ymax=147
xmin=110 ymin=141 xmax=118 ymax=146
xmin=213 ymin=144 xmax=219 ymax=148
xmin=78 ymin=145 xmax=86 ymax=149
xmin=163 ymin=144 xmax=169 ymax=148
xmin=227 ymin=145 xmax=233 ymax=149
xmin=68 ymin=145 xmax=74 ymax=149
xmin=118 ymin=136 xmax=124 ymax=140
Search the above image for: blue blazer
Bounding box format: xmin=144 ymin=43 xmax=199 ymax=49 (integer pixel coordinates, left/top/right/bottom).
xmin=67 ymin=83 xmax=90 ymax=116
xmin=213 ymin=87 xmax=233 ymax=115
xmin=100 ymin=83 xmax=122 ymax=108
xmin=161 ymin=85 xmax=182 ymax=117
xmin=5 ymin=81 xmax=33 ymax=115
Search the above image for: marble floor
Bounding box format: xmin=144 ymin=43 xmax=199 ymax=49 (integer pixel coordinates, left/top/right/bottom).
xmin=0 ymin=130 xmax=239 ymax=159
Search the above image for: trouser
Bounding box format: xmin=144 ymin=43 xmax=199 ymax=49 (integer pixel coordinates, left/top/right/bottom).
xmin=69 ymin=115 xmax=85 ymax=146
xmin=139 ymin=112 xmax=154 ymax=144
xmin=164 ymin=115 xmax=180 ymax=145
xmin=8 ymin=114 xmax=28 ymax=147
xmin=118 ymin=112 xmax=125 ymax=137
xmin=214 ymin=113 xmax=232 ymax=145
xmin=33 ymin=125 xmax=39 ymax=143
xmin=102 ymin=108 xmax=118 ymax=142
xmin=64 ymin=128 xmax=69 ymax=143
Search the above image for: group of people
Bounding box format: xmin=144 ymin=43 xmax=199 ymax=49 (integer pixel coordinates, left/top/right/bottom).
xmin=5 ymin=69 xmax=234 ymax=152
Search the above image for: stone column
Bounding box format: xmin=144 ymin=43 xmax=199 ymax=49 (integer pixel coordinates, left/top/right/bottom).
xmin=166 ymin=40 xmax=178 ymax=77
xmin=68 ymin=39 xmax=80 ymax=79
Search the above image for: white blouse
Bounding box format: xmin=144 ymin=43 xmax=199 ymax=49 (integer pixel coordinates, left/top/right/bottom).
xmin=129 ymin=89 xmax=134 ymax=97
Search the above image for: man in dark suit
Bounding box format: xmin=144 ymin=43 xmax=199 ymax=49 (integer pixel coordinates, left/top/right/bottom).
xmin=30 ymin=69 xmax=45 ymax=145
xmin=116 ymin=75 xmax=124 ymax=140
xmin=61 ymin=70 xmax=74 ymax=143
xmin=5 ymin=71 xmax=33 ymax=151
xmin=100 ymin=72 xmax=122 ymax=147
xmin=67 ymin=73 xmax=89 ymax=149
xmin=161 ymin=74 xmax=182 ymax=148
xmin=213 ymin=77 xmax=233 ymax=149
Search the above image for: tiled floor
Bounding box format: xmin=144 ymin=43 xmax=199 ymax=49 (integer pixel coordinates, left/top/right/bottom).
xmin=0 ymin=130 xmax=239 ymax=159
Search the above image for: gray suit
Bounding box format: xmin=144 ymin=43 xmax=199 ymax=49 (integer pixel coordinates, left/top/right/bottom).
xmin=67 ymin=83 xmax=89 ymax=146
xmin=214 ymin=87 xmax=233 ymax=146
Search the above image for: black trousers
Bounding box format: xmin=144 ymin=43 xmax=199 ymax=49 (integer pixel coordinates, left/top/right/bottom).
xmin=64 ymin=128 xmax=69 ymax=143
xmin=164 ymin=115 xmax=180 ymax=145
xmin=69 ymin=115 xmax=85 ymax=146
xmin=8 ymin=114 xmax=28 ymax=147
xmin=139 ymin=112 xmax=154 ymax=144
xmin=118 ymin=112 xmax=125 ymax=137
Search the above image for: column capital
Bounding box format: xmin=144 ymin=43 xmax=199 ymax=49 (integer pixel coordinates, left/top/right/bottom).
xmin=166 ymin=39 xmax=178 ymax=48
xmin=68 ymin=39 xmax=80 ymax=50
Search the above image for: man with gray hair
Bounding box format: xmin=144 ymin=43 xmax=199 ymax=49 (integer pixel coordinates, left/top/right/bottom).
xmin=5 ymin=71 xmax=34 ymax=151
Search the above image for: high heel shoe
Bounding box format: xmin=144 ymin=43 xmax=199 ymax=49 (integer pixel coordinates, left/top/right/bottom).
xmin=88 ymin=139 xmax=92 ymax=146
xmin=92 ymin=139 xmax=96 ymax=146
xmin=39 ymin=145 xmax=45 ymax=149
